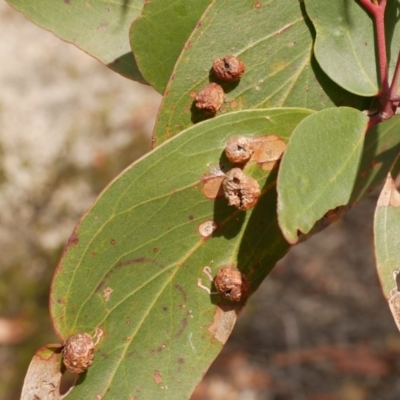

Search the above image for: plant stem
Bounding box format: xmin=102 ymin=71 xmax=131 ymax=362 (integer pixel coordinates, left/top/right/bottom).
xmin=359 ymin=0 xmax=394 ymax=122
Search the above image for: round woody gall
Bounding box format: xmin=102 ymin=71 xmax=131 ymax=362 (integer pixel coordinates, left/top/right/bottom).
xmin=225 ymin=136 xmax=253 ymax=164
xmin=214 ymin=266 xmax=250 ymax=302
xmin=194 ymin=82 xmax=224 ymax=114
xmin=62 ymin=329 xmax=103 ymax=374
xmin=223 ymin=168 xmax=260 ymax=210
xmin=212 ymin=55 xmax=246 ymax=82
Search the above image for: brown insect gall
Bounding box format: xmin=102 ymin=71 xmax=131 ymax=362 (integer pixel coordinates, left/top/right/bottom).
xmin=62 ymin=329 xmax=103 ymax=374
xmin=225 ymin=136 xmax=253 ymax=164
xmin=197 ymin=266 xmax=249 ymax=302
xmin=222 ymin=168 xmax=260 ymax=210
xmin=212 ymin=55 xmax=246 ymax=82
xmin=194 ymin=82 xmax=224 ymax=114
xmin=214 ymin=266 xmax=250 ymax=302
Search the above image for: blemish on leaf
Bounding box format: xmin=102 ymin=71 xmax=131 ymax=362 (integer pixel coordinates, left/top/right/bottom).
xmin=110 ymin=239 xmax=116 ymax=245
xmin=198 ymin=220 xmax=218 ymax=238
xmin=162 ymin=306 xmax=168 ymax=312
xmin=150 ymin=344 xmax=167 ymax=354
xmin=208 ymin=304 xmax=241 ymax=344
xmin=175 ymin=318 xmax=188 ymax=338
xmin=66 ymin=229 xmax=79 ymax=249
xmin=103 ymin=287 xmax=113 ymax=302
xmin=153 ymin=370 xmax=163 ymax=384
xmin=153 ymin=247 xmax=159 ymax=253
xmin=250 ymin=135 xmax=286 ymax=164
xmin=188 ymin=215 xmax=194 ymax=221
xmin=91 ymin=252 xmax=96 ymax=257
xmin=202 ymin=176 xmax=225 ymax=199
xmin=254 ymin=1 xmax=261 ymax=8
xmin=174 ymin=284 xmax=188 ymax=302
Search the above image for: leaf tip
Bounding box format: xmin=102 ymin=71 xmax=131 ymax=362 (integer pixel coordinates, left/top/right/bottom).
xmin=377 ymin=174 xmax=400 ymax=208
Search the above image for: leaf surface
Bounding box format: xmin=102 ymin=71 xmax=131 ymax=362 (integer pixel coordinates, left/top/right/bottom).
xmin=51 ymin=108 xmax=312 ymax=400
xmin=305 ymin=0 xmax=400 ymax=96
xmin=277 ymin=107 xmax=368 ymax=243
xmin=6 ymin=0 xmax=146 ymax=83
xmin=374 ymin=175 xmax=400 ymax=298
xmin=130 ymin=0 xmax=212 ymax=93
xmin=151 ymin=0 xmax=368 ymax=146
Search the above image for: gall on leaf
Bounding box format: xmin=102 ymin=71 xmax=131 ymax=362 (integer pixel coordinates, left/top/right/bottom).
xmin=225 ymin=136 xmax=253 ymax=164
xmin=214 ymin=265 xmax=250 ymax=302
xmin=194 ymin=82 xmax=224 ymax=114
xmin=197 ymin=266 xmax=249 ymax=302
xmin=62 ymin=329 xmax=103 ymax=374
xmin=222 ymin=168 xmax=260 ymax=210
xmin=212 ymin=55 xmax=246 ymax=82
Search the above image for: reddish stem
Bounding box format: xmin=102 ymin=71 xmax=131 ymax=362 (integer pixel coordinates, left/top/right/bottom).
xmin=359 ymin=0 xmax=388 ymax=94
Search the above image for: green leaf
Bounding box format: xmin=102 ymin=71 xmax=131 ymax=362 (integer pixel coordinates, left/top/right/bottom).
xmin=374 ymin=175 xmax=400 ymax=298
xmin=6 ymin=0 xmax=147 ymax=83
xmin=51 ymin=108 xmax=312 ymax=399
xmin=350 ymin=115 xmax=400 ymax=204
xmin=151 ymin=0 xmax=369 ymax=146
xmin=277 ymin=107 xmax=368 ymax=244
xmin=130 ymin=0 xmax=211 ymax=93
xmin=304 ymin=0 xmax=400 ymax=96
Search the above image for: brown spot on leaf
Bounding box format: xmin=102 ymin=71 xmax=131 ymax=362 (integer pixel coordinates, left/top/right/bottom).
xmin=110 ymin=239 xmax=116 ymax=245
xmin=202 ymin=176 xmax=225 ymax=199
xmin=208 ymin=304 xmax=241 ymax=344
xmin=153 ymin=370 xmax=163 ymax=384
xmin=251 ymin=135 xmax=286 ymax=164
xmin=254 ymin=1 xmax=262 ymax=8
xmin=153 ymin=247 xmax=158 ymax=253
xmin=175 ymin=318 xmax=188 ymax=338
xmin=174 ymin=284 xmax=188 ymax=302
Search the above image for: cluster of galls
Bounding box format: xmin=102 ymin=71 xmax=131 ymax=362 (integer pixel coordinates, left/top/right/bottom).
xmin=222 ymin=136 xmax=260 ymax=211
xmin=195 ymin=55 xmax=246 ymax=114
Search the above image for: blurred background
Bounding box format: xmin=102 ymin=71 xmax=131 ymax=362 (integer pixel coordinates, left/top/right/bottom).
xmin=1 ymin=2 xmax=400 ymax=400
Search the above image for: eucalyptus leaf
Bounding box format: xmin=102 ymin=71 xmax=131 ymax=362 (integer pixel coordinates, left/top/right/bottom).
xmin=151 ymin=0 xmax=368 ymax=146
xmin=277 ymin=107 xmax=368 ymax=244
xmin=374 ymin=175 xmax=400 ymax=298
xmin=6 ymin=0 xmax=147 ymax=83
xmin=51 ymin=108 xmax=312 ymax=400
xmin=130 ymin=0 xmax=211 ymax=93
xmin=305 ymin=0 xmax=400 ymax=96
